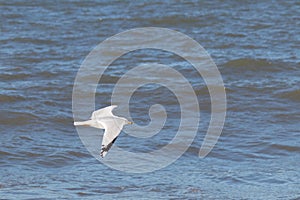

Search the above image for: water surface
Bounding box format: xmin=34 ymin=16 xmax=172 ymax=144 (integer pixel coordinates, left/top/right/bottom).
xmin=1 ymin=0 xmax=300 ymax=199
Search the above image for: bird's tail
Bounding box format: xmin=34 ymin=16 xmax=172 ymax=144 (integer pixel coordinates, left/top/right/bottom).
xmin=74 ymin=121 xmax=89 ymax=126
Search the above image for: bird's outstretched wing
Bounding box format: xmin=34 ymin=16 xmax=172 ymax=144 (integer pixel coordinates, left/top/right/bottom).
xmin=100 ymin=136 xmax=118 ymax=158
xmin=91 ymin=105 xmax=117 ymax=120
xmin=100 ymin=118 xmax=123 ymax=157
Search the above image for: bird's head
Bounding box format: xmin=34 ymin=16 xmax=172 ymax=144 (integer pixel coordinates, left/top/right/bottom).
xmin=126 ymin=120 xmax=133 ymax=125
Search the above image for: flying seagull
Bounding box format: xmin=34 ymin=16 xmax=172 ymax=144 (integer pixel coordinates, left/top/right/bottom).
xmin=74 ymin=105 xmax=133 ymax=157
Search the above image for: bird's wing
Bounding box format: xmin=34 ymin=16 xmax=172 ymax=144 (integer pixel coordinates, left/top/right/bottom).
xmin=91 ymin=105 xmax=117 ymax=120
xmin=99 ymin=118 xmax=123 ymax=157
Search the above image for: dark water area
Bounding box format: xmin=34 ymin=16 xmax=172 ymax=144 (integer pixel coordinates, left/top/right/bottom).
xmin=1 ymin=0 xmax=300 ymax=199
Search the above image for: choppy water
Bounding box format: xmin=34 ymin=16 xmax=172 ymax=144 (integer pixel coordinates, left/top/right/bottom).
xmin=1 ymin=0 xmax=300 ymax=199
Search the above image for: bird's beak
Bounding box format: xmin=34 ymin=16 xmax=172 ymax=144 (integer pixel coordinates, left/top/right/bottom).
xmin=128 ymin=121 xmax=133 ymax=125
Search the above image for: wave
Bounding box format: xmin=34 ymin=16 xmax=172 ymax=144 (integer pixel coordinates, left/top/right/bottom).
xmin=149 ymin=16 xmax=200 ymax=26
xmin=19 ymin=136 xmax=34 ymax=141
xmin=277 ymin=89 xmax=300 ymax=102
xmin=35 ymin=153 xmax=78 ymax=168
xmin=0 ymin=94 xmax=26 ymax=103
xmin=67 ymin=151 xmax=91 ymax=158
xmin=10 ymin=37 xmax=59 ymax=45
xmin=0 ymin=72 xmax=31 ymax=81
xmin=0 ymin=110 xmax=38 ymax=125
xmin=34 ymin=150 xmax=91 ymax=168
xmin=223 ymin=58 xmax=277 ymax=71
xmin=269 ymin=143 xmax=300 ymax=153
xmin=222 ymin=58 xmax=298 ymax=73
xmin=0 ymin=150 xmax=15 ymax=156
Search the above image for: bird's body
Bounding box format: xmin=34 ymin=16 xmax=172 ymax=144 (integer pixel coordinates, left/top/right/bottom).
xmin=74 ymin=105 xmax=132 ymax=157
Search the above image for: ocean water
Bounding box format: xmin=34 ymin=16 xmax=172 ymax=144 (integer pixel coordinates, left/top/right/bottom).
xmin=1 ymin=0 xmax=300 ymax=199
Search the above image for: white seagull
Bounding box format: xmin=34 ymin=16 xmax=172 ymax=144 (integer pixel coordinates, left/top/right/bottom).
xmin=74 ymin=105 xmax=133 ymax=157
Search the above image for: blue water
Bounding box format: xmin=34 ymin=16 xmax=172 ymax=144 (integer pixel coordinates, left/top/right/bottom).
xmin=1 ymin=0 xmax=300 ymax=199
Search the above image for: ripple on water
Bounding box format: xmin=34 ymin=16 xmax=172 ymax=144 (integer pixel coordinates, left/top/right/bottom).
xmin=0 ymin=111 xmax=38 ymax=126
xmin=276 ymin=88 xmax=300 ymax=102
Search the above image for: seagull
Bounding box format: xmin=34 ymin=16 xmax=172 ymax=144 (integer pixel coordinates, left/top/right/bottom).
xmin=74 ymin=105 xmax=133 ymax=157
